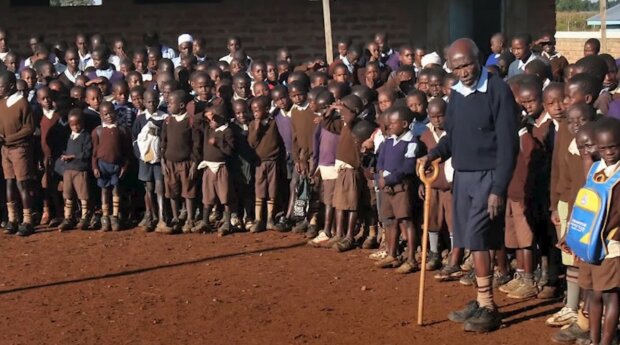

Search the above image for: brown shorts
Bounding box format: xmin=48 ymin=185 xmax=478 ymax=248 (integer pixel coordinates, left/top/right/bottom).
xmin=505 ymin=199 xmax=534 ymax=249
xmin=429 ymin=189 xmax=453 ymax=232
xmin=202 ymin=166 xmax=230 ymax=206
xmin=63 ymin=170 xmax=89 ymax=200
xmin=1 ymin=145 xmax=34 ymax=182
xmin=321 ymin=179 xmax=336 ymax=206
xmin=42 ymin=163 xmax=61 ymax=191
xmin=380 ymin=182 xmax=413 ymax=220
xmin=164 ymin=160 xmax=196 ymax=199
xmin=578 ymin=257 xmax=620 ymax=291
xmin=255 ymin=160 xmax=277 ymax=199
xmin=333 ymin=168 xmax=362 ymax=211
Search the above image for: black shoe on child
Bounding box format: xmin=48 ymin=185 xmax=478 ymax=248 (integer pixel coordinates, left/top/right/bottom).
xmin=448 ymin=300 xmax=480 ymax=323
xmin=463 ymin=306 xmax=502 ymax=332
xmin=3 ymin=221 xmax=18 ymax=235
xmin=274 ymin=218 xmax=293 ymax=232
xmin=16 ymin=223 xmax=35 ymax=237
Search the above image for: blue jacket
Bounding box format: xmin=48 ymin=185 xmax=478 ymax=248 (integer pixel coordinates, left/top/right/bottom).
xmin=376 ymin=130 xmax=417 ymax=186
xmin=429 ymin=68 xmax=519 ymax=197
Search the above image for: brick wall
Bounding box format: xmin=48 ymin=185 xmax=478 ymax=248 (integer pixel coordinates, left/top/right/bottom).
xmin=555 ymin=32 xmax=620 ymax=63
xmin=0 ymin=0 xmax=423 ymax=62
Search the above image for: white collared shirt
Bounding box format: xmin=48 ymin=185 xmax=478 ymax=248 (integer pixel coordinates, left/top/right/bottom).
xmin=341 ymin=56 xmax=354 ymax=74
xmin=63 ymin=69 xmax=81 ymax=83
xmin=534 ymin=112 xmax=553 ymax=128
xmin=517 ymin=53 xmax=537 ymax=71
xmin=5 ymin=92 xmax=23 ymax=108
xmin=292 ymin=102 xmax=309 ymax=112
xmin=144 ymin=110 xmax=167 ymax=121
xmin=42 ymin=108 xmax=55 ymax=120
xmin=172 ymin=112 xmax=187 ymax=122
xmin=215 ymin=124 xmax=229 ymax=132
xmin=95 ymin=67 xmax=115 ymax=80
xmin=452 ymin=67 xmax=489 ymax=97
xmin=70 ymin=131 xmax=83 ymax=140
xmin=102 ymin=123 xmax=117 ymax=129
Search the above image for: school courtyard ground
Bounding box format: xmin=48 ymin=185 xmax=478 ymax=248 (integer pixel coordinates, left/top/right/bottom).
xmin=0 ymin=229 xmax=559 ymax=344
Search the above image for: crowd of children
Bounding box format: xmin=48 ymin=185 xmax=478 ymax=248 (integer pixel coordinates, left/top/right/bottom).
xmin=0 ymin=28 xmax=620 ymax=341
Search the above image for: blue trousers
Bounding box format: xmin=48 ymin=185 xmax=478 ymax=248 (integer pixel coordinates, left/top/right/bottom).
xmin=452 ymin=170 xmax=504 ymax=251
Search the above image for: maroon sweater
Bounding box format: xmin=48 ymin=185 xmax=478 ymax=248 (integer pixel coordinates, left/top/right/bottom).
xmin=550 ymin=120 xmax=573 ymax=210
xmin=419 ymin=128 xmax=451 ymax=191
xmin=91 ymin=126 xmax=132 ymax=171
xmin=161 ymin=115 xmax=201 ymax=163
xmin=202 ymin=125 xmax=235 ymax=162
xmin=507 ymin=131 xmax=542 ymax=201
xmin=321 ymin=114 xmax=361 ymax=169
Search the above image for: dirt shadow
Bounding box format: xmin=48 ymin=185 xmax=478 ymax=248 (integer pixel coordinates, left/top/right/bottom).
xmin=0 ymin=240 xmax=308 ymax=296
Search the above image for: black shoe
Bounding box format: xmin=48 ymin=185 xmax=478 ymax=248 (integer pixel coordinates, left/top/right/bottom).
xmin=448 ymin=300 xmax=480 ymax=323
xmin=274 ymin=218 xmax=293 ymax=232
xmin=292 ymin=220 xmax=309 ymax=233
xmin=463 ymin=306 xmax=502 ymax=332
xmin=110 ymin=216 xmax=121 ymax=231
xmin=305 ymin=224 xmax=319 ymax=239
xmin=100 ymin=216 xmax=111 ymax=232
xmin=16 ymin=223 xmax=34 ymax=237
xmin=3 ymin=221 xmax=18 ymax=235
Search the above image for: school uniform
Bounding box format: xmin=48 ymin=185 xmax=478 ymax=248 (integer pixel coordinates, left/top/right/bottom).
xmin=91 ymin=123 xmax=132 ymax=188
xmin=132 ymin=110 xmax=167 ymax=182
xmin=541 ymin=51 xmax=569 ymax=82
xmin=0 ymin=92 xmax=35 ymax=182
xmin=507 ymin=53 xmax=540 ymax=78
xmin=291 ymin=103 xmax=318 ymax=168
xmin=328 ymin=57 xmax=359 ymax=85
xmin=420 ymin=124 xmax=454 ymax=232
xmin=321 ymin=112 xmax=365 ymax=211
xmin=578 ymin=160 xmax=620 ymax=292
xmin=40 ymin=109 xmax=70 ymax=190
xmin=312 ymin=125 xmax=339 ymax=206
xmin=61 ymin=131 xmax=92 ymax=201
xmin=114 ymin=101 xmax=137 ymax=130
xmin=58 ymin=69 xmax=82 ymax=89
xmin=274 ymin=108 xmax=293 ymax=179
xmin=199 ymin=123 xmax=235 ymax=206
xmin=248 ymin=117 xmax=282 ymax=200
xmin=230 ymin=121 xmax=257 ymax=217
xmin=161 ymin=112 xmax=200 ymax=199
xmin=504 ymin=127 xmax=543 ymax=249
xmin=186 ymin=96 xmax=222 ymax=120
xmin=428 ymin=68 xmax=519 ymax=251
xmin=83 ymin=107 xmax=102 ymax=135
xmin=376 ymin=131 xmax=417 ymax=220
xmin=86 ymin=68 xmax=124 ymax=85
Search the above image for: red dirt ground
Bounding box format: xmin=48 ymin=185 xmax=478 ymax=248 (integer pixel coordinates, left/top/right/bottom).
xmin=0 ymin=229 xmax=561 ymax=345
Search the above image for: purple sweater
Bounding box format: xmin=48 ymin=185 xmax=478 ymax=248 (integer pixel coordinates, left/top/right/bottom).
xmin=385 ymin=52 xmax=400 ymax=72
xmin=608 ymin=99 xmax=620 ymax=120
xmin=274 ymin=111 xmax=293 ymax=155
xmin=376 ymin=131 xmax=417 ymax=185
xmin=313 ymin=126 xmax=339 ymax=168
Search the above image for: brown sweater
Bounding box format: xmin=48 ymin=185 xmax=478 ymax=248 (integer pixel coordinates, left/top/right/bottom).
xmin=607 ymin=183 xmax=620 ymax=240
xmin=563 ymin=151 xmax=586 ymax=213
xmin=419 ymin=128 xmax=451 ymax=191
xmin=91 ymin=126 xmax=132 ymax=171
xmin=0 ymin=93 xmax=35 ymax=147
xmin=291 ymin=106 xmax=317 ymax=163
xmin=321 ymin=115 xmax=361 ymax=168
xmin=161 ymin=115 xmax=200 ymax=163
xmin=40 ymin=112 xmax=59 ymax=158
xmin=550 ymin=119 xmax=573 ymax=210
xmin=248 ymin=118 xmax=281 ymax=161
xmin=202 ymin=125 xmax=235 ymax=162
xmin=507 ymin=131 xmax=542 ymax=201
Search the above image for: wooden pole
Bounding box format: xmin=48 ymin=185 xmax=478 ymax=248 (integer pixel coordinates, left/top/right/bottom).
xmin=322 ymin=0 xmax=334 ymax=65
xmin=601 ymin=0 xmax=607 ymax=53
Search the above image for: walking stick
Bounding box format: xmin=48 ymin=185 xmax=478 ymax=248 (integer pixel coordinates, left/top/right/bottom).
xmin=417 ymin=159 xmax=440 ymax=326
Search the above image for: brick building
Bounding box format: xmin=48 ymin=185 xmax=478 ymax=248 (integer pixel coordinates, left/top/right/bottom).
xmin=0 ymin=0 xmax=555 ymax=61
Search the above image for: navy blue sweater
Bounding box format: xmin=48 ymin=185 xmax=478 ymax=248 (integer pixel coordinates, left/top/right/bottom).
xmin=376 ymin=131 xmax=418 ymax=186
xmin=429 ymin=71 xmax=519 ymax=197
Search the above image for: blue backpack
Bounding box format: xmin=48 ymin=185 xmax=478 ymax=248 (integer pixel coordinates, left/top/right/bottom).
xmin=566 ymin=162 xmax=620 ymax=264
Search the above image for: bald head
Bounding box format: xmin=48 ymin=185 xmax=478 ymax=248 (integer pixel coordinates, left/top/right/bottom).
xmin=448 ymin=38 xmax=481 ymax=87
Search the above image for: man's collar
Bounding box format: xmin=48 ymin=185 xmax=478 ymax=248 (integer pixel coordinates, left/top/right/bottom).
xmin=452 ymin=67 xmax=488 ymax=97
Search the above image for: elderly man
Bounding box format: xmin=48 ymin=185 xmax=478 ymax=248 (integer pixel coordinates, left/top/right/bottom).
xmin=420 ymin=38 xmax=519 ymax=332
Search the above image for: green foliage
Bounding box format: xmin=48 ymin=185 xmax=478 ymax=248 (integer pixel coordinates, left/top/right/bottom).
xmin=557 ymin=0 xmax=620 ymax=12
